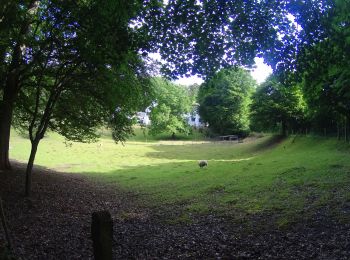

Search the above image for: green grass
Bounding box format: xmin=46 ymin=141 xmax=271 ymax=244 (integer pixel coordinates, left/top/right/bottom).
xmin=10 ymin=130 xmax=350 ymax=226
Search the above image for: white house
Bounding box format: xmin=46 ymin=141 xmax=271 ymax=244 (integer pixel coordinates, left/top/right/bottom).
xmin=185 ymin=104 xmax=206 ymax=128
xmin=136 ymin=104 xmax=206 ymax=128
xmin=184 ymin=112 xmax=202 ymax=127
xmin=135 ymin=108 xmax=151 ymax=125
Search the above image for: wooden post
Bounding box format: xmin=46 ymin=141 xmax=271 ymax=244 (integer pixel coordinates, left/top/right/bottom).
xmin=91 ymin=211 xmax=113 ymax=260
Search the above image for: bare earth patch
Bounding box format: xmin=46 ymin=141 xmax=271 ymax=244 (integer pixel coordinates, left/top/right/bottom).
xmin=1 ymin=161 xmax=349 ymax=259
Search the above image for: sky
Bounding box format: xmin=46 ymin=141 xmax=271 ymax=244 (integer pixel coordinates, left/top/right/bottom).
xmin=149 ymin=53 xmax=273 ymax=86
xmin=174 ymin=57 xmax=273 ymax=86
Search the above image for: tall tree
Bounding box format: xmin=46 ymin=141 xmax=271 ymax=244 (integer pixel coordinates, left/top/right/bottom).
xmin=297 ymin=0 xmax=350 ymax=140
xmin=250 ymin=76 xmax=306 ymax=136
xmin=198 ymin=67 xmax=255 ymax=136
xmin=14 ymin=57 xmax=150 ymax=196
xmin=148 ymin=78 xmax=192 ymax=138
xmin=0 ymin=0 xmax=39 ymax=169
xmin=0 ymin=0 xmax=155 ymax=171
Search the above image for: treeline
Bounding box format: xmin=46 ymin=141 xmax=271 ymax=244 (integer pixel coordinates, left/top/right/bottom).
xmin=197 ymin=67 xmax=349 ymax=141
xmin=198 ymin=0 xmax=350 ymax=141
xmin=252 ymin=0 xmax=350 ymax=141
xmin=250 ymin=76 xmax=349 ymax=140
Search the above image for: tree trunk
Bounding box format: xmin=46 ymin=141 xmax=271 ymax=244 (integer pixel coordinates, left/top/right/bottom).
xmin=346 ymin=116 xmax=349 ymax=143
xmin=0 ymin=116 xmax=12 ymax=171
xmin=281 ymin=120 xmax=287 ymax=137
xmin=345 ymin=117 xmax=348 ymax=143
xmin=0 ymin=74 xmax=19 ymax=170
xmin=0 ymin=1 xmax=38 ymax=171
xmin=25 ymin=139 xmax=39 ymax=197
xmin=337 ymin=122 xmax=340 ymax=140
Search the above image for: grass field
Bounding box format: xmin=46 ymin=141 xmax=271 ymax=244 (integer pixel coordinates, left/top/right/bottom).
xmin=10 ymin=130 xmax=350 ymax=226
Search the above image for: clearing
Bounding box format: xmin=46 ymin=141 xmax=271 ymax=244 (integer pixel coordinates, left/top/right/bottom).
xmin=1 ymin=132 xmax=350 ymax=259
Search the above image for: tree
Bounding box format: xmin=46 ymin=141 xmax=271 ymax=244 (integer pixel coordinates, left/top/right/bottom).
xmin=0 ymin=0 xmax=157 ymax=171
xmin=250 ymin=76 xmax=306 ymax=136
xmin=297 ymin=0 xmax=350 ymax=140
xmin=2 ymin=0 xmax=153 ymax=195
xmin=0 ymin=0 xmax=39 ymax=169
xmin=148 ymin=78 xmax=192 ymax=138
xmin=14 ymin=57 xmax=150 ymax=196
xmin=198 ymin=67 xmax=255 ymax=136
xmin=265 ymin=0 xmax=350 ymax=139
xmin=152 ymin=0 xmax=293 ymax=78
xmin=1 ymin=0 xmax=300 ymax=171
xmin=187 ymin=83 xmax=200 ymax=105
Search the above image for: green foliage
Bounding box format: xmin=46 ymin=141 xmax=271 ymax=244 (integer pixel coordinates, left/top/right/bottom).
xmin=152 ymin=0 xmax=292 ymax=78
xmin=187 ymin=83 xmax=200 ymax=105
xmin=250 ymin=76 xmax=307 ymax=135
xmin=8 ymin=0 xmax=153 ymax=145
xmin=298 ymin=0 xmax=350 ymax=135
xmin=128 ymin=126 xmax=205 ymax=142
xmin=198 ymin=67 xmax=255 ymax=136
xmin=148 ymin=78 xmax=192 ymax=137
xmin=260 ymin=0 xmax=350 ymax=138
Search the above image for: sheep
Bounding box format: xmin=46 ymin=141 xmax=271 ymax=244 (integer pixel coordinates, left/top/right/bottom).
xmin=198 ymin=160 xmax=208 ymax=168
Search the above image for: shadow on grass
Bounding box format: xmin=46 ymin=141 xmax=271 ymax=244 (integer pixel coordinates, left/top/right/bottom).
xmin=142 ymin=135 xmax=285 ymax=161
xmin=245 ymin=135 xmax=286 ymax=153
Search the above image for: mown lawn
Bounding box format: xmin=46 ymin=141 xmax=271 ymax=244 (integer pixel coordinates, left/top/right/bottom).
xmin=10 ymin=130 xmax=350 ymax=226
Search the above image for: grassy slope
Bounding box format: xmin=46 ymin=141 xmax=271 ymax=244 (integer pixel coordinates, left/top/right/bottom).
xmin=10 ymin=131 xmax=350 ymax=225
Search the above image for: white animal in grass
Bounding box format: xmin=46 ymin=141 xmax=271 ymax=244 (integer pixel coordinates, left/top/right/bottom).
xmin=198 ymin=160 xmax=208 ymax=168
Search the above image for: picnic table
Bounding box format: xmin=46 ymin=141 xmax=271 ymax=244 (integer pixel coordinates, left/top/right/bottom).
xmin=219 ymin=135 xmax=238 ymax=141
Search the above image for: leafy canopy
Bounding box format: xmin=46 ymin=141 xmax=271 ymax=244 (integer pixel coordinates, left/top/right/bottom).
xmin=146 ymin=0 xmax=294 ymax=78
xmin=198 ymin=67 xmax=255 ymax=136
xmin=148 ymin=78 xmax=192 ymax=137
xmin=250 ymin=76 xmax=306 ymax=135
xmin=6 ymin=0 xmax=153 ymax=144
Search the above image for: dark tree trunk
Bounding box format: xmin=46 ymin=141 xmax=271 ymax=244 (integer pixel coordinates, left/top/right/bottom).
xmin=281 ymin=120 xmax=287 ymax=137
xmin=25 ymin=139 xmax=39 ymax=197
xmin=0 ymin=1 xmax=38 ymax=171
xmin=346 ymin=116 xmax=349 ymax=143
xmin=0 ymin=73 xmax=20 ymax=171
xmin=337 ymin=122 xmax=340 ymax=140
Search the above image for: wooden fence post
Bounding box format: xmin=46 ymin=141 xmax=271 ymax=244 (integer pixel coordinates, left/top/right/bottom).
xmin=91 ymin=211 xmax=113 ymax=260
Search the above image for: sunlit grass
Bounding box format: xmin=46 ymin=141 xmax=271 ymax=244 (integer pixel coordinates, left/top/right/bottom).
xmin=10 ymin=130 xmax=350 ymax=226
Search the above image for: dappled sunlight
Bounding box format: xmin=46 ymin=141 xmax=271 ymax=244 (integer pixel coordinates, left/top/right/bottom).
xmin=10 ymin=130 xmax=273 ymax=173
xmin=9 ymin=131 xmax=350 ymax=233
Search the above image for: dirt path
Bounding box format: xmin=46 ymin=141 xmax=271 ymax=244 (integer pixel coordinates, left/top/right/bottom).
xmin=1 ymin=161 xmax=349 ymax=259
